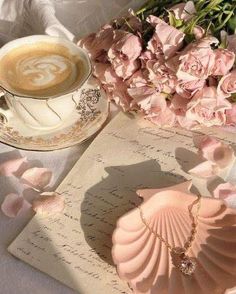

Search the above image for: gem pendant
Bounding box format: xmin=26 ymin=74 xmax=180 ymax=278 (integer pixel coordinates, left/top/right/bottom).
xmin=171 ymin=247 xmax=196 ymax=276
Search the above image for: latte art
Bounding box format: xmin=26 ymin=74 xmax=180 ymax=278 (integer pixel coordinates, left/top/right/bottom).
xmin=18 ymin=55 xmax=75 ymax=87
xmin=0 ymin=42 xmax=85 ymax=97
xmin=9 ymin=54 xmax=77 ymax=92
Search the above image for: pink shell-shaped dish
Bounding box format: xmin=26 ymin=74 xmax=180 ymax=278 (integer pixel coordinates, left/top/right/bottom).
xmin=112 ymin=182 xmax=236 ymax=294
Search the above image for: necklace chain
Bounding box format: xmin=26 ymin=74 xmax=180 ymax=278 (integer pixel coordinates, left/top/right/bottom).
xmin=138 ymin=194 xmax=201 ymax=253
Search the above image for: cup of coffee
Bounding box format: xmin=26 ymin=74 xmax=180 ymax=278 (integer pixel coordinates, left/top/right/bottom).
xmin=0 ymin=35 xmax=92 ymax=129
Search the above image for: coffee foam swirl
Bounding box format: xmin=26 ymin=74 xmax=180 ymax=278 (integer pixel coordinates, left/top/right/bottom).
xmin=8 ymin=54 xmax=77 ymax=92
xmin=0 ymin=42 xmax=84 ymax=97
xmin=18 ymin=55 xmax=75 ymax=88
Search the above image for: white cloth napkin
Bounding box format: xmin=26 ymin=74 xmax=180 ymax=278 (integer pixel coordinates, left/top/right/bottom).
xmin=0 ymin=0 xmax=75 ymax=43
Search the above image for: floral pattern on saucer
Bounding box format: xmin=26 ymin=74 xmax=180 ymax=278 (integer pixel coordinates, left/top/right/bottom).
xmin=0 ymin=82 xmax=109 ymax=151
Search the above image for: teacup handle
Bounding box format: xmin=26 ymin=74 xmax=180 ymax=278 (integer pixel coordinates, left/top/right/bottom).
xmin=0 ymin=89 xmax=11 ymax=123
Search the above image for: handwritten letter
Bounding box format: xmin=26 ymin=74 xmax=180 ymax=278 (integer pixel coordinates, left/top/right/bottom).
xmin=8 ymin=113 xmax=236 ymax=293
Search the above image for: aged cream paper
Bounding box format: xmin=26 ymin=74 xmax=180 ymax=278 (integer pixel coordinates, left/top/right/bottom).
xmin=8 ymin=112 xmax=236 ymax=293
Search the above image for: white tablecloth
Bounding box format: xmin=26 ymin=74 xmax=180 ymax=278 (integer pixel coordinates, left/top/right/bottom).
xmin=0 ymin=1 xmax=144 ymax=293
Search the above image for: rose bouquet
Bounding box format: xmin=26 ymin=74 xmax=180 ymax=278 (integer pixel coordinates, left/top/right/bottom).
xmin=79 ymin=0 xmax=236 ymax=129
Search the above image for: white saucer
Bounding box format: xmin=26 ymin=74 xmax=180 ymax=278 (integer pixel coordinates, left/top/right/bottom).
xmin=0 ymin=78 xmax=109 ymax=151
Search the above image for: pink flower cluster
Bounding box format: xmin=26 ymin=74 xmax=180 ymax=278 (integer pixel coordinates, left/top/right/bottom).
xmin=79 ymin=5 xmax=236 ymax=129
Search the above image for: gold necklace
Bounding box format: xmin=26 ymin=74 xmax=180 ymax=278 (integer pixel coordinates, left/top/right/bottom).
xmin=138 ymin=195 xmax=201 ymax=276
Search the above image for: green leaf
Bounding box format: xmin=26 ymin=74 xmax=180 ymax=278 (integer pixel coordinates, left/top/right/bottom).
xmin=184 ymin=33 xmax=196 ymax=44
xmin=228 ymin=15 xmax=236 ymax=32
xmin=168 ymin=11 xmax=183 ymax=28
xmin=136 ymin=0 xmax=236 ymax=39
xmin=219 ymin=39 xmax=227 ymax=49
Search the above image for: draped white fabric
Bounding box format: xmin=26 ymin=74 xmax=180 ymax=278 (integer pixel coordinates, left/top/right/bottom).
xmin=0 ymin=0 xmax=144 ymax=42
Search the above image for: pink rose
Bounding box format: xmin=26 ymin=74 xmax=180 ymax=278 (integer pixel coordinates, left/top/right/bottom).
xmin=111 ymin=83 xmax=134 ymax=111
xmin=110 ymin=58 xmax=140 ymax=80
xmin=139 ymin=50 xmax=156 ymax=68
xmin=218 ymin=70 xmax=236 ymax=98
xmin=127 ymin=70 xmax=148 ymax=88
xmin=147 ymin=16 xmax=185 ymax=58
xmin=146 ymin=60 xmax=177 ymax=94
xmin=127 ymin=69 xmax=168 ymax=112
xmin=93 ymin=63 xmax=117 ymax=85
xmin=93 ymin=63 xmax=133 ymax=110
xmin=176 ymin=79 xmax=206 ymax=98
xmin=146 ymin=100 xmax=176 ymax=127
xmin=127 ymin=58 xmax=177 ymax=112
xmin=165 ymin=54 xmax=181 ymax=72
xmin=108 ymin=31 xmax=142 ymax=80
xmin=186 ymin=87 xmax=231 ymax=127
xmin=211 ymin=49 xmax=235 ymax=76
xmin=78 ymin=25 xmax=114 ymax=62
xmin=147 ymin=36 xmax=162 ymax=58
xmin=170 ymin=1 xmax=196 ymax=21
xmin=127 ymin=72 xmax=156 ymax=111
xmin=170 ymin=94 xmax=197 ymax=129
xmin=177 ymin=115 xmax=197 ymax=129
xmin=177 ymin=38 xmax=217 ymax=81
xmin=127 ymin=85 xmax=159 ymax=112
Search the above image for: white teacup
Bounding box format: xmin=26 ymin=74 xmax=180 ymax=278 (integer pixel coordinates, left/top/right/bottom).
xmin=0 ymin=35 xmax=92 ymax=129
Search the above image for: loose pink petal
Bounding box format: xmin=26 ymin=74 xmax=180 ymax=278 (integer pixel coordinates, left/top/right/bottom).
xmin=211 ymin=145 xmax=235 ymax=169
xmin=32 ymin=192 xmax=65 ymax=216
xmin=188 ymin=161 xmax=219 ymax=178
xmin=21 ymin=167 xmax=52 ymax=190
xmin=1 ymin=193 xmax=31 ymax=218
xmin=200 ymin=136 xmax=235 ymax=168
xmin=213 ymin=182 xmax=236 ymax=200
xmin=0 ymin=157 xmax=27 ymax=177
xmin=200 ymin=136 xmax=221 ymax=157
